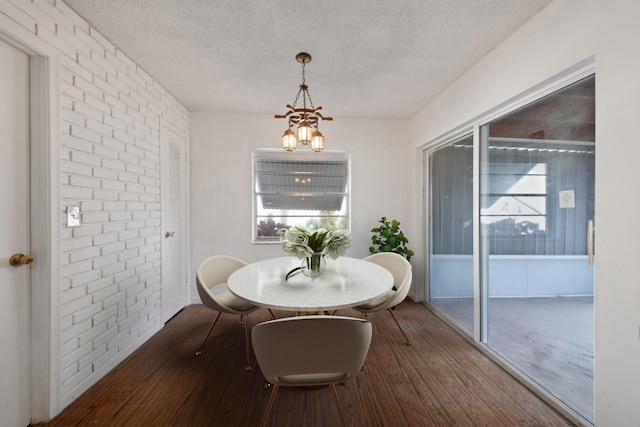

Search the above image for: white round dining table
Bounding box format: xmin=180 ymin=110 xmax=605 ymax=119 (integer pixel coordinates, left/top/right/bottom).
xmin=227 ymin=256 xmax=394 ymax=312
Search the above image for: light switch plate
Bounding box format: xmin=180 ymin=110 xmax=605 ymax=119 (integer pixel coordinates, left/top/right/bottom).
xmin=67 ymin=205 xmax=80 ymax=227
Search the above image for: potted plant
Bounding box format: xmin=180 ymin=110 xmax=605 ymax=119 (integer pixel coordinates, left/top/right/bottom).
xmin=369 ymin=216 xmax=414 ymax=261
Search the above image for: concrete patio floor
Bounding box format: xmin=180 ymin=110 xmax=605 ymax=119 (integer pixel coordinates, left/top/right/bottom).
xmin=432 ymin=296 xmax=594 ymax=421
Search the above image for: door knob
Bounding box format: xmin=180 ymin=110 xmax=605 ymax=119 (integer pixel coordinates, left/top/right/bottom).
xmin=165 ymin=231 xmax=176 ymax=238
xmin=10 ymin=253 xmax=34 ymax=267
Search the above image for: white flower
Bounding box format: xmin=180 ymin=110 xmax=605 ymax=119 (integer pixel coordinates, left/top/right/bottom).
xmin=324 ymin=229 xmax=352 ymax=259
xmin=279 ymin=226 xmax=351 ymax=260
xmin=279 ymin=226 xmax=313 ymax=259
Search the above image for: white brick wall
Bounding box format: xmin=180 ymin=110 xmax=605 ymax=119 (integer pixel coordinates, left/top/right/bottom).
xmin=1 ymin=0 xmax=190 ymax=409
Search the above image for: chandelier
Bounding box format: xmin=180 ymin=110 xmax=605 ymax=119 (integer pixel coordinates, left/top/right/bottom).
xmin=275 ymin=52 xmax=333 ymax=152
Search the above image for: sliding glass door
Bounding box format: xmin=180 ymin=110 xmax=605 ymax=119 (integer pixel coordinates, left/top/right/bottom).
xmin=480 ymin=75 xmax=595 ymax=420
xmin=428 ymin=75 xmax=595 ymax=421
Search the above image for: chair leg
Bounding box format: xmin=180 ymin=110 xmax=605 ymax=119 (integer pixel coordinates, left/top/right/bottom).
xmin=387 ymin=308 xmax=411 ymax=346
xmin=260 ymin=384 xmax=280 ymax=427
xmin=330 ymin=384 xmax=348 ymax=427
xmin=243 ymin=314 xmax=252 ymax=372
xmin=195 ymin=311 xmax=222 ymax=355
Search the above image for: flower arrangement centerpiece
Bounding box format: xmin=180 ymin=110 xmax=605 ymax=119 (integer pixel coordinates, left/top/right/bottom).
xmin=278 ymin=226 xmax=352 ymax=279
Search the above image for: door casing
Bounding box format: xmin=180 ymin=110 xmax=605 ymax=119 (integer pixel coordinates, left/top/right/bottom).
xmin=0 ymin=27 xmax=62 ymax=422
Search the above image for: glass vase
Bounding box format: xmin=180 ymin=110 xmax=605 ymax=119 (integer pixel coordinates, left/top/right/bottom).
xmin=301 ymin=252 xmax=326 ymax=277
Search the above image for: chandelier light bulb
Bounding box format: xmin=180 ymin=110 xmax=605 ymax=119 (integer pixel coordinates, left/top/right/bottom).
xmin=281 ymin=129 xmax=297 ymax=151
xmin=297 ymin=120 xmax=313 ymax=144
xmin=311 ymin=130 xmax=324 ymax=152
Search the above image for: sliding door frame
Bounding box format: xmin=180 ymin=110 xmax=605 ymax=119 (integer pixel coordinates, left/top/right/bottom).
xmin=420 ymin=60 xmax=596 ymax=427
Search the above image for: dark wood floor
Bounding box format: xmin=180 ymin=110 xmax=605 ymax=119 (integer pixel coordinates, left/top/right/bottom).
xmin=40 ymin=301 xmax=574 ymax=426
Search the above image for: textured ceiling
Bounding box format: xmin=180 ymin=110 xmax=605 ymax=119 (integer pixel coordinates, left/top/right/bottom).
xmin=63 ymin=0 xmax=553 ymax=119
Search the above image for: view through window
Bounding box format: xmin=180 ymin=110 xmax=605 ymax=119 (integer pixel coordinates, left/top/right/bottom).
xmin=253 ymin=149 xmax=350 ymax=242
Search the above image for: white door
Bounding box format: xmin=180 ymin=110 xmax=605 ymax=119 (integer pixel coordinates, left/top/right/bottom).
xmin=161 ymin=123 xmax=187 ymax=322
xmin=0 ymin=39 xmax=31 ymax=426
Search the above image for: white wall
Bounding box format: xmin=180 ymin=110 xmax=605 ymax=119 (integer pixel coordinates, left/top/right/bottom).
xmin=0 ymin=0 xmax=190 ymax=417
xmin=410 ymin=0 xmax=640 ymax=424
xmin=431 ymin=256 xmax=594 ymax=298
xmin=190 ymin=112 xmax=412 ymax=302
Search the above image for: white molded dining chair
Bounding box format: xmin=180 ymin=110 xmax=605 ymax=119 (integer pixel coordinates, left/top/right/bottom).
xmin=196 ymin=255 xmax=273 ymax=371
xmin=353 ymin=252 xmax=413 ymax=345
xmin=252 ymin=315 xmax=372 ymax=427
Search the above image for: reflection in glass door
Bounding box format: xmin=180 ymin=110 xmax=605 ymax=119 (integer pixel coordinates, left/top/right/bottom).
xmin=429 ymin=134 xmax=474 ymax=332
xmin=480 ymin=75 xmax=595 ymax=420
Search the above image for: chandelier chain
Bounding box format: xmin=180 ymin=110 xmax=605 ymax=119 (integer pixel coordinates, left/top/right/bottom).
xmin=292 ymin=87 xmax=302 ymax=113
xmin=302 ymin=62 xmax=316 ymax=111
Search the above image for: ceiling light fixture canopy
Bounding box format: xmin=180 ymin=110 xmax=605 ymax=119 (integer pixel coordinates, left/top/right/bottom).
xmin=275 ymin=52 xmax=333 ymax=152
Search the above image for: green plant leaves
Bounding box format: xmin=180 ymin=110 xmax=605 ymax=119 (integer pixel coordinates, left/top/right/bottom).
xmin=369 ymin=216 xmax=414 ymax=261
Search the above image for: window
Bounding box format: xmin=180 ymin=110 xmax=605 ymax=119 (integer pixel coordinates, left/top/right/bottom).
xmin=253 ymin=149 xmax=350 ymax=242
xmin=481 ymin=158 xmax=548 ymax=235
